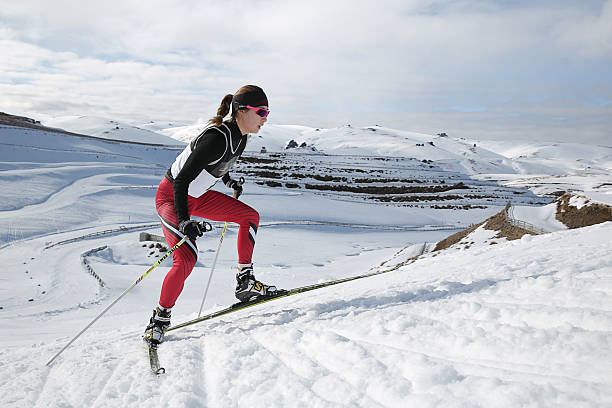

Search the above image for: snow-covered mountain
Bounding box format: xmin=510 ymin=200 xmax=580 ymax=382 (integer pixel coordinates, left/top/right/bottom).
xmin=1 ymin=113 xmax=611 ymax=407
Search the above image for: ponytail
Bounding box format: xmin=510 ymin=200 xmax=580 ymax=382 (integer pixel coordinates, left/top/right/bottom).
xmin=208 ymin=93 xmax=234 ymax=126
xmin=207 ymin=85 xmax=268 ymax=126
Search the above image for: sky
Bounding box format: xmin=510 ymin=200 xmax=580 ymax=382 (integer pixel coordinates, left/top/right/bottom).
xmin=1 ymin=0 xmax=611 ymax=144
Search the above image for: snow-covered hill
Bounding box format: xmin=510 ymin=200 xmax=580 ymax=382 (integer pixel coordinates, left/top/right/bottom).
xmin=157 ymin=122 xmax=519 ymax=175
xmin=42 ymin=116 xmax=182 ymax=145
xmin=153 ymin=120 xmax=612 ymax=209
xmin=476 ymin=139 xmax=612 ymax=175
xmin=1 ymin=115 xmax=611 ymax=407
xmin=37 ymin=114 xmax=612 ymax=195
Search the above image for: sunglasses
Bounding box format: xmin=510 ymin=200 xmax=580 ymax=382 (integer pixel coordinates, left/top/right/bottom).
xmin=241 ymin=105 xmax=270 ymax=118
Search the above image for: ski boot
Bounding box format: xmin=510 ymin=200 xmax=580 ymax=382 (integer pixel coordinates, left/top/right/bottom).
xmin=235 ymin=264 xmax=282 ymax=302
xmin=143 ymin=306 xmax=171 ymax=345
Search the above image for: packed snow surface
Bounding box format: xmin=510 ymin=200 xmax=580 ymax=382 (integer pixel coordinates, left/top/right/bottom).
xmin=1 ymin=119 xmax=611 ymax=407
xmin=2 ymin=223 xmax=611 ymax=407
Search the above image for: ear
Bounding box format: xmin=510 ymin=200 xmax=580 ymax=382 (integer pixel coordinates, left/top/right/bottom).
xmin=234 ymin=109 xmax=246 ymax=120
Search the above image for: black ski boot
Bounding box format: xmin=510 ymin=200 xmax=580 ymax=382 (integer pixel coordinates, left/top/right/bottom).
xmin=235 ymin=265 xmax=281 ymax=302
xmin=143 ymin=306 xmax=171 ymax=345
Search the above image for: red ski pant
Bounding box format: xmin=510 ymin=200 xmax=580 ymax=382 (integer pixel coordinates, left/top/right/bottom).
xmin=155 ymin=177 xmax=259 ymax=309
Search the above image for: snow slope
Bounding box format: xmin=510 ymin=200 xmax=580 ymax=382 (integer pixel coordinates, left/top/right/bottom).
xmin=473 ymin=139 xmax=612 ymax=205
xmin=476 ymin=140 xmax=612 ymax=175
xmin=0 ymin=124 xmax=181 ymax=243
xmin=1 ymin=119 xmax=611 ymax=407
xmin=42 ymin=116 xmax=182 ymax=145
xmin=159 ymin=122 xmax=518 ymax=175
xmin=2 ymin=222 xmax=610 ymax=407
xmin=509 ymin=202 xmax=568 ymax=233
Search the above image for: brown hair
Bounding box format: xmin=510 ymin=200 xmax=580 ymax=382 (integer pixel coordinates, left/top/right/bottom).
xmin=208 ymin=85 xmax=268 ymax=126
xmin=208 ymin=93 xmax=234 ymax=126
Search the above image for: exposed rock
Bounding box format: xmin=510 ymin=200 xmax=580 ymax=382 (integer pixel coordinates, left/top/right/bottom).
xmin=556 ymin=193 xmax=612 ymax=229
xmin=285 ymin=140 xmax=299 ymax=149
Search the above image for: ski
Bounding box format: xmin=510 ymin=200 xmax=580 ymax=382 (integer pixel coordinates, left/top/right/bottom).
xmin=168 ymin=265 xmax=405 ymax=333
xmin=144 ymin=339 xmax=165 ymax=375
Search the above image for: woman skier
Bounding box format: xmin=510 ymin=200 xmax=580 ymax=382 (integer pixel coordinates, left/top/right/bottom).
xmin=144 ymin=85 xmax=281 ymax=344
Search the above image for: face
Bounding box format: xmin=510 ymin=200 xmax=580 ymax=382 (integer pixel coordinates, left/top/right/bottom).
xmin=236 ymin=106 xmax=268 ymax=134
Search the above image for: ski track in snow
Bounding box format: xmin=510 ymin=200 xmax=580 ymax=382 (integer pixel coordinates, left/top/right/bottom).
xmin=2 ymin=226 xmax=612 ymax=407
xmin=130 ymin=227 xmax=609 ymax=407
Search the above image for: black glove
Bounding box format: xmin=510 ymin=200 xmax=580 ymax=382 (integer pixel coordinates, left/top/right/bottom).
xmin=226 ymin=178 xmax=244 ymax=199
xmin=178 ymin=219 xmax=204 ymax=241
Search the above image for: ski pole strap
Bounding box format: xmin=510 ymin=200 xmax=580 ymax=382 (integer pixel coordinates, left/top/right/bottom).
xmin=198 ymin=221 xmax=213 ymax=233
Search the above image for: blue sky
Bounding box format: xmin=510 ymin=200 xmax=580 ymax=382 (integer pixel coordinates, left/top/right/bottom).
xmin=1 ymin=0 xmax=611 ymax=143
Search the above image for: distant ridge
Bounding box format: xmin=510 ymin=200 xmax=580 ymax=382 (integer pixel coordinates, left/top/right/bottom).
xmin=0 ymin=112 xmax=181 ymax=148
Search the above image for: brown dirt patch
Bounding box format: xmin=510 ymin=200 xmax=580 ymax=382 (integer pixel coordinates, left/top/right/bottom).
xmin=483 ymin=209 xmax=536 ymax=240
xmin=433 ymin=221 xmax=484 ymax=251
xmin=304 ymin=182 xmax=469 ymax=195
xmin=556 ymin=193 xmax=612 ymax=229
xmin=434 ymin=206 xmax=535 ymax=251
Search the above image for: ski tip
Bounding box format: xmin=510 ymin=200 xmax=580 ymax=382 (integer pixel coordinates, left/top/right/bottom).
xmin=155 ymin=367 xmax=166 ymax=375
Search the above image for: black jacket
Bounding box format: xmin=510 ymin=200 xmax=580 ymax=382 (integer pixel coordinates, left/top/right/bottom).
xmin=166 ymin=120 xmax=247 ymax=223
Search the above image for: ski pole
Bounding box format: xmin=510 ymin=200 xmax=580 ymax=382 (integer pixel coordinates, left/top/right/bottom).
xmin=197 ymin=178 xmax=244 ymax=317
xmin=46 ymin=222 xmax=211 ymax=367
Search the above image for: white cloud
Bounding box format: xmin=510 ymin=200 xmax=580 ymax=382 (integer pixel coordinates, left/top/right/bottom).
xmin=1 ymin=0 xmax=611 ymax=143
xmin=553 ymin=0 xmax=612 ymax=58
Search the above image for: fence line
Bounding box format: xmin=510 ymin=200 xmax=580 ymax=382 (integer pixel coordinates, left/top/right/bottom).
xmin=81 ymin=246 xmax=108 ymax=287
xmin=44 ymin=223 xmax=159 ymax=249
xmin=505 ymin=203 xmax=546 ymax=235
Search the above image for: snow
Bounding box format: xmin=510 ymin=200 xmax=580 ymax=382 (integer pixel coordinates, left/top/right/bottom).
xmin=42 ymin=115 xmax=183 ymax=146
xmin=1 ymin=119 xmax=612 ymax=407
xmin=473 ymin=138 xmax=612 ymax=206
xmin=446 ymin=224 xmax=510 ymax=252
xmin=560 ymin=191 xmax=612 ymax=212
xmin=510 ymin=203 xmax=568 ymax=233
xmin=475 ymin=139 xmax=612 ymax=176
xmin=569 ymin=195 xmax=589 ymax=209
xmin=585 ymin=191 xmax=612 ymax=207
